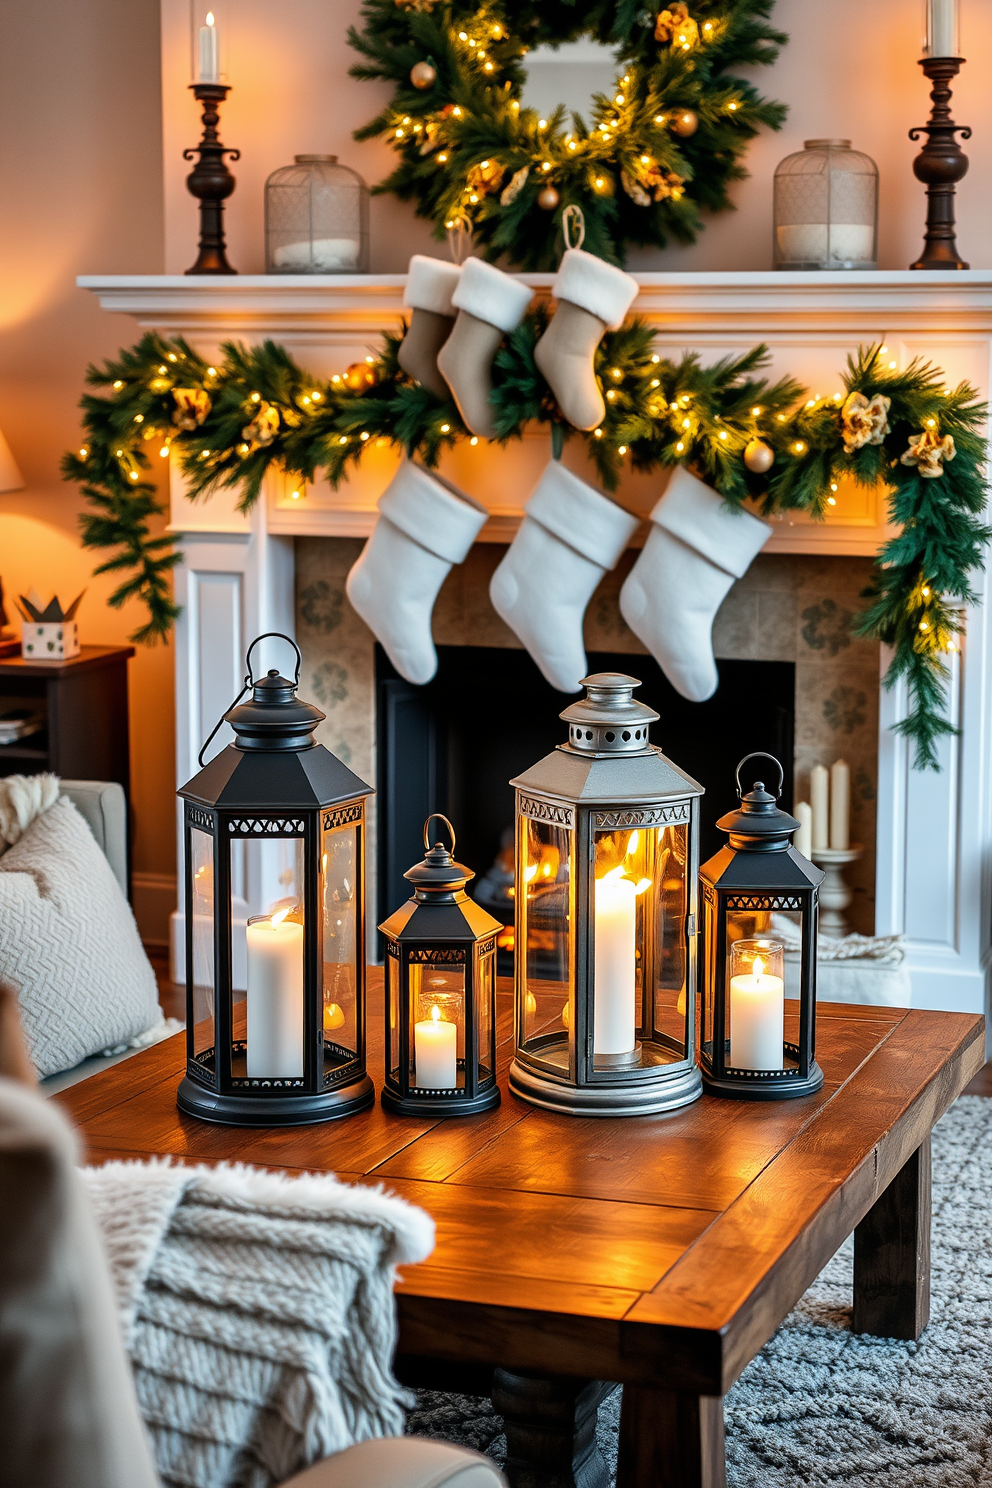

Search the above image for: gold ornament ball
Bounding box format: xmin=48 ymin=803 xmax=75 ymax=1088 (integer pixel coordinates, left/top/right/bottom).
xmin=744 ymin=437 xmax=775 ymax=474
xmin=670 ymin=109 xmax=699 ymax=137
xmin=344 ymin=361 xmax=379 ymax=392
xmin=410 ymin=61 xmax=437 ymax=89
xmin=537 ymin=184 xmax=560 ymax=210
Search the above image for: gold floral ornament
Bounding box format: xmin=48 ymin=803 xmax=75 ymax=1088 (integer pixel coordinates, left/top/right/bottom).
xmin=394 ymin=0 xmax=434 ymax=11
xmin=172 ymin=387 xmax=211 ymax=431
xmin=840 ymin=391 xmax=891 ymax=453
xmin=241 ymin=402 xmax=280 ymax=448
xmin=467 ymin=158 xmax=505 ymax=196
xmin=655 ymin=2 xmax=699 ymax=48
xmin=901 ymin=427 xmax=956 ymax=478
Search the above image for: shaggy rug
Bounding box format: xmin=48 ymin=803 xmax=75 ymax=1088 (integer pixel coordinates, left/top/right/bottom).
xmin=407 ymin=1095 xmax=992 ymax=1486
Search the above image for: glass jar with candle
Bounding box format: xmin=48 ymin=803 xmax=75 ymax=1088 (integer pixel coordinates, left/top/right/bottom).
xmin=773 ymin=141 xmax=878 ymax=270
xmin=380 ymin=815 xmax=501 ymax=1115
xmin=265 ymin=156 xmax=370 ymax=274
xmin=177 ymin=632 xmax=375 ymax=1126
xmin=699 ymin=753 xmax=824 ymax=1099
xmin=509 ymin=674 xmax=703 ymax=1117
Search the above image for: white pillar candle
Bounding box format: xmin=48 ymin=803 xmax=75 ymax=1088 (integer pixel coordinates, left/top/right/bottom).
xmin=928 ymin=0 xmax=958 ymax=56
xmin=829 ymin=758 xmax=850 ymax=850
xmin=198 ymin=12 xmax=219 ymax=83
xmin=729 ymin=952 xmax=784 ymax=1071
xmin=810 ymin=765 xmax=829 ymax=851
xmin=593 ymin=868 xmax=637 ymax=1055
xmin=414 ymin=1005 xmax=457 ymax=1088
xmin=793 ymin=800 xmax=813 ymax=859
xmin=246 ymin=909 xmax=304 ymax=1078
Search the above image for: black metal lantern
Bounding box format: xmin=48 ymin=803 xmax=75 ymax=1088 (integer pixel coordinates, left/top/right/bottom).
xmin=177 ymin=633 xmax=375 ymax=1126
xmin=379 ymin=815 xmax=501 ymax=1116
xmin=699 ymin=753 xmax=825 ymax=1100
xmin=509 ymin=674 xmax=703 ymax=1117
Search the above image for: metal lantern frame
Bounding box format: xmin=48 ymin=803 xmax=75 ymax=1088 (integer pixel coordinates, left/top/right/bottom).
xmin=699 ymin=752 xmax=825 ymax=1101
xmin=508 ymin=674 xmax=704 ymax=1118
xmin=177 ymin=633 xmax=375 ymax=1126
xmin=380 ymin=814 xmax=501 ymax=1117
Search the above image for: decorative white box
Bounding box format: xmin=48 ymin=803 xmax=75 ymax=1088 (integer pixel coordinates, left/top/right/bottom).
xmin=21 ymin=621 xmax=80 ymax=661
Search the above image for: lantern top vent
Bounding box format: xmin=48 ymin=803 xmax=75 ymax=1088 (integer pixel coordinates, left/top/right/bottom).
xmin=403 ymin=814 xmax=474 ymax=898
xmin=715 ymin=752 xmax=801 ymax=851
xmin=559 ymin=673 xmax=658 ymax=757
xmin=225 ymin=667 xmax=325 ymax=752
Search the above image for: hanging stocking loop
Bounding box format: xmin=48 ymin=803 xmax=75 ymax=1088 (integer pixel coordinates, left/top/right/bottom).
xmin=197 ymin=631 xmax=302 ymax=767
xmin=561 ymin=204 xmax=585 ymax=253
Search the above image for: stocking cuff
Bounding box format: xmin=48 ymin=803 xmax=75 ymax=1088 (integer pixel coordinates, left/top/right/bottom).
xmin=379 ymin=460 xmax=487 ymax=565
xmin=451 ymin=257 xmax=534 ymax=333
xmin=650 ymin=466 xmax=771 ymax=579
xmin=404 ymin=256 xmax=462 ymax=316
xmin=526 ymin=462 xmax=639 ymax=570
xmin=552 ymin=248 xmax=639 ymax=330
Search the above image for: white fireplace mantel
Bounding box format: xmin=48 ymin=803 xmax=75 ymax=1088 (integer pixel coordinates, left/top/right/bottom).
xmin=81 ymin=271 xmax=992 ymax=1031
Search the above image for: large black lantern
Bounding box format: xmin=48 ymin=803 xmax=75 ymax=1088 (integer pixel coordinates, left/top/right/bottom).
xmin=380 ymin=815 xmax=501 ymax=1116
xmin=509 ymin=674 xmax=703 ymax=1117
xmin=177 ymin=634 xmax=375 ymax=1125
xmin=699 ymin=753 xmax=824 ymax=1100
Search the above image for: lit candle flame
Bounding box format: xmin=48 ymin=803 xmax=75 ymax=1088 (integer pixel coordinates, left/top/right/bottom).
xmin=600 ymin=864 xmax=626 ymax=884
xmin=431 ymin=1004 xmax=441 ymax=1023
xmin=523 ymin=864 xmax=538 ymax=883
xmin=753 ymin=955 xmax=765 ymax=978
xmin=626 ymin=830 xmax=639 ymax=856
xmin=271 ymin=907 xmax=291 ymax=927
xmin=206 ymin=10 xmax=215 ymax=24
xmin=634 ymin=877 xmax=652 ymax=895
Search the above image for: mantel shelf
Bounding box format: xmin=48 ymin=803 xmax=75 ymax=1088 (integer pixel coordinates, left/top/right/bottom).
xmin=80 ymin=270 xmax=992 ymax=554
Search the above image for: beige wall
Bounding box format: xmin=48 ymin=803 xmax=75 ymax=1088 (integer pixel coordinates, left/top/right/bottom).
xmin=0 ymin=0 xmax=175 ymax=942
xmin=160 ymin=0 xmax=992 ymax=273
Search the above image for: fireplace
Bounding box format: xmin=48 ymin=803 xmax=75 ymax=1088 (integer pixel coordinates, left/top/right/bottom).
xmin=376 ymin=641 xmax=794 ymax=967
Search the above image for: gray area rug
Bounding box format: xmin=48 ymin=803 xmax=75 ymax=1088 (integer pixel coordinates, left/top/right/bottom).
xmin=407 ymin=1095 xmax=992 ymax=1485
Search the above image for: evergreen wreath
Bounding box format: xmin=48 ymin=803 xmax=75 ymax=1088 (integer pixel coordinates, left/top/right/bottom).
xmin=62 ymin=328 xmax=988 ymax=771
xmin=347 ymin=0 xmax=787 ymax=268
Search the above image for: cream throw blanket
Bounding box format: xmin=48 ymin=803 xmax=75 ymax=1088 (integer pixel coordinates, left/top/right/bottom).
xmin=81 ymin=1161 xmax=435 ymax=1488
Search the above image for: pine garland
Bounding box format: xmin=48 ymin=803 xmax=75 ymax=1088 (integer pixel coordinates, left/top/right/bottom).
xmin=62 ymin=328 xmax=988 ymax=770
xmin=348 ymin=0 xmax=786 ymax=268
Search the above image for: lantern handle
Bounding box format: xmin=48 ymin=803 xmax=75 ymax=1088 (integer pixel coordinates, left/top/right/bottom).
xmin=197 ymin=631 xmax=303 ymax=768
xmin=423 ymin=812 xmax=456 ymax=856
xmin=735 ymin=751 xmax=784 ymax=800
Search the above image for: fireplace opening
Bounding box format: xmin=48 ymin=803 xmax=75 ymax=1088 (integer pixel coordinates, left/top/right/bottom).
xmin=375 ymin=644 xmax=794 ymax=965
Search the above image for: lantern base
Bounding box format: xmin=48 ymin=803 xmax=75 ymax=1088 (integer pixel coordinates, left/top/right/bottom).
xmin=508 ymin=1057 xmax=701 ymax=1117
xmin=177 ymin=1072 xmax=375 ymax=1126
xmin=701 ymin=1060 xmax=824 ymax=1101
xmin=380 ymin=1085 xmax=501 ymax=1117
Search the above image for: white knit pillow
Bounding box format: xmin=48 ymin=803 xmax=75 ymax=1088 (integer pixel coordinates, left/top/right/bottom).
xmin=0 ymin=796 xmax=162 ymax=1076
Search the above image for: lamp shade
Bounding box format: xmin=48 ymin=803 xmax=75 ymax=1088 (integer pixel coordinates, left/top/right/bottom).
xmin=0 ymin=428 xmax=24 ymax=493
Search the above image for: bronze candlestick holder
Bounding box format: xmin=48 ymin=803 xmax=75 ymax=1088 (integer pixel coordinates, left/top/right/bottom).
xmin=909 ymin=57 xmax=971 ymax=270
xmin=184 ymin=83 xmax=240 ymax=275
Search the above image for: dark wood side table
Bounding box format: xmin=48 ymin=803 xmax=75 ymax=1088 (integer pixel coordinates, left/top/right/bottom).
xmin=62 ymin=980 xmax=984 ymax=1488
xmin=0 ymin=644 xmax=134 ymax=791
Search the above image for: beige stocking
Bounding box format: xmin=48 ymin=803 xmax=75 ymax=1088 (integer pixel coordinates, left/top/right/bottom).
xmin=398 ymin=308 xmax=455 ymax=399
xmin=435 ymin=258 xmax=534 ymax=437
xmin=533 ymin=248 xmax=639 ymax=432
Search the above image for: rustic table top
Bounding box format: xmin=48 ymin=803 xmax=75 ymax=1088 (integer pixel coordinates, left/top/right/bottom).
xmin=59 ymin=974 xmax=983 ymax=1400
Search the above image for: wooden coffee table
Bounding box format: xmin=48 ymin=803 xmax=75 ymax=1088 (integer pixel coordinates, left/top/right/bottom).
xmin=59 ymin=977 xmax=983 ymax=1488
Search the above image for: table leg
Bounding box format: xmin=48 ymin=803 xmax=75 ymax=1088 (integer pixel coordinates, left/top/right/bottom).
xmin=617 ymin=1386 xmax=725 ymax=1488
xmin=492 ymin=1369 xmax=612 ymax=1488
xmin=853 ymin=1135 xmax=931 ymax=1340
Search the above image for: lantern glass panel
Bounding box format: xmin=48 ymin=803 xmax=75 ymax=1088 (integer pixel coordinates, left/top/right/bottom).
xmin=592 ymin=822 xmax=689 ymax=1068
xmin=240 ymin=835 xmax=305 ymax=1081
xmin=409 ymin=961 xmax=465 ymax=1091
xmin=190 ymin=826 xmax=215 ymax=1062
xmin=387 ymin=948 xmax=401 ymax=1084
xmin=518 ymin=815 xmax=572 ymax=1065
xmin=725 ymin=903 xmax=804 ymax=999
xmin=321 ymin=821 xmax=360 ymax=1067
xmin=477 ymin=947 xmax=494 ymax=1080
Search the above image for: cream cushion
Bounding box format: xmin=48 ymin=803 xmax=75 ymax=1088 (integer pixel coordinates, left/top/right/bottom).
xmin=0 ymin=796 xmax=161 ymax=1076
xmin=281 ymin=1437 xmax=506 ymax=1488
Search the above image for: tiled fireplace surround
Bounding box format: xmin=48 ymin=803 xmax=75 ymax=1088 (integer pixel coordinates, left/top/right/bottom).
xmin=81 ymin=271 xmax=992 ymax=1026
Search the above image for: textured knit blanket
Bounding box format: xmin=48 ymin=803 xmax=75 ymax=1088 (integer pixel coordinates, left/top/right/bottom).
xmin=81 ymin=1161 xmax=435 ymax=1488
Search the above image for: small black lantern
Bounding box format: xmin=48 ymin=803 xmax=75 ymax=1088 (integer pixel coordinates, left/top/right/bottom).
xmin=379 ymin=815 xmax=501 ymax=1116
xmin=699 ymin=753 xmax=824 ymax=1100
xmin=177 ymin=633 xmax=375 ymax=1125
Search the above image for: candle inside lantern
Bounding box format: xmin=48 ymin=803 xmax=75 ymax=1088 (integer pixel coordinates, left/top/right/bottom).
xmin=729 ymin=942 xmax=784 ymax=1071
xmin=198 ymin=11 xmax=219 ymax=83
xmin=593 ymin=863 xmax=648 ymax=1056
xmin=246 ymin=907 xmax=304 ymax=1077
xmin=414 ymin=1004 xmax=457 ymax=1088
